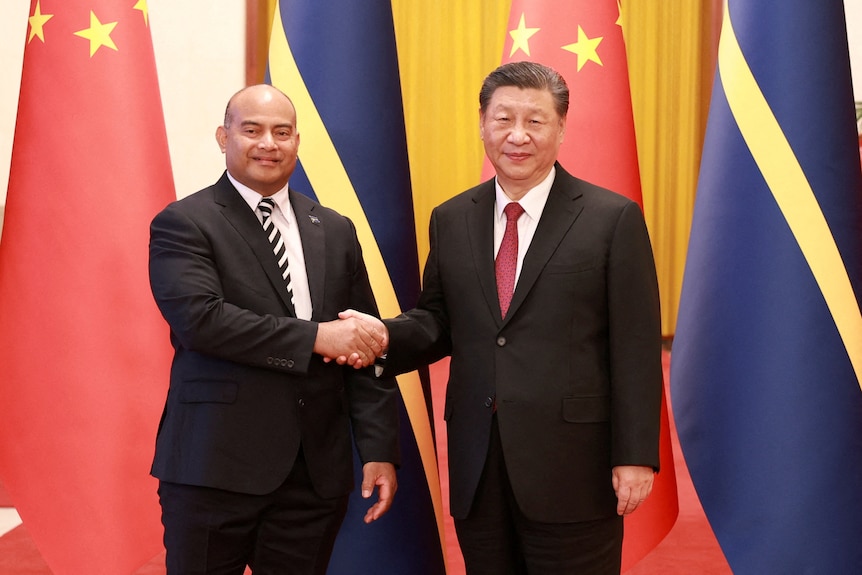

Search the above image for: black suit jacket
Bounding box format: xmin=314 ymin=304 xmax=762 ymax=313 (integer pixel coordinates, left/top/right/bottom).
xmin=383 ymin=164 xmax=661 ymax=523
xmin=148 ymin=172 xmax=399 ymax=498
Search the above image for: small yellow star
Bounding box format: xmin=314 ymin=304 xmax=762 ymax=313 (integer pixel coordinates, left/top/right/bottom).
xmin=74 ymin=11 xmax=119 ymax=57
xmin=134 ymin=0 xmax=149 ymax=27
xmin=616 ymin=0 xmax=624 ymax=27
xmin=562 ymin=26 xmax=603 ymax=72
xmin=509 ymin=13 xmax=540 ymax=57
xmin=28 ymin=0 xmax=54 ymax=44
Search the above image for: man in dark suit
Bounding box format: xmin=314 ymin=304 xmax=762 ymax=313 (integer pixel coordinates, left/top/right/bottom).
xmin=148 ymin=84 xmax=399 ymax=575
xmin=345 ymin=61 xmax=662 ymax=574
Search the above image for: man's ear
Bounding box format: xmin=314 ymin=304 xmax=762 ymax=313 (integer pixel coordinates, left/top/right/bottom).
xmin=216 ymin=126 xmax=227 ymax=153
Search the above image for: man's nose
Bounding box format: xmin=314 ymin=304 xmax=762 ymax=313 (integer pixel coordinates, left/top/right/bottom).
xmin=507 ymin=124 xmax=530 ymax=144
xmin=258 ymin=133 xmax=276 ymax=148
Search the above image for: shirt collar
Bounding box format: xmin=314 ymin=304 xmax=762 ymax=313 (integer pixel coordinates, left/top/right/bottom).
xmin=494 ymin=165 xmax=555 ymax=222
xmin=227 ymin=171 xmax=291 ymax=214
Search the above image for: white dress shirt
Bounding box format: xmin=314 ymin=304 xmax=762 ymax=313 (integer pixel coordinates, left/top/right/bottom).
xmin=229 ymin=173 xmax=313 ymax=320
xmin=493 ymin=166 xmax=555 ymax=287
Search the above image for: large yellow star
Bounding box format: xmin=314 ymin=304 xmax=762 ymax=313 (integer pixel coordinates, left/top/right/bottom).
xmin=134 ymin=0 xmax=149 ymax=27
xmin=28 ymin=0 xmax=54 ymax=44
xmin=509 ymin=13 xmax=540 ymax=57
xmin=74 ymin=11 xmax=119 ymax=57
xmin=562 ymin=26 xmax=603 ymax=72
xmin=616 ymin=0 xmax=624 ymax=27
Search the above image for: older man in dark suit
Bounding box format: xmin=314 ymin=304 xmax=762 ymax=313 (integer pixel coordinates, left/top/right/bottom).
xmin=148 ymin=84 xmax=398 ymax=575
xmin=346 ymin=61 xmax=662 ymax=574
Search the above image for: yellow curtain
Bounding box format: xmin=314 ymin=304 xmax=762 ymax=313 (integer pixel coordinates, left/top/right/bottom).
xmin=391 ymin=1 xmax=513 ymax=267
xmin=623 ymin=0 xmax=721 ymax=335
xmin=392 ymin=1 xmax=720 ymax=336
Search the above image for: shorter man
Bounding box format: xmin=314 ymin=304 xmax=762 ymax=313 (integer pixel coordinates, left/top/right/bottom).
xmin=149 ymin=84 xmax=399 ymax=575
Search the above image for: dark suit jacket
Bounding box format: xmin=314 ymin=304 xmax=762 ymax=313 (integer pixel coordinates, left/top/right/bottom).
xmin=148 ymin=172 xmax=399 ymax=498
xmin=383 ymin=164 xmax=661 ymax=523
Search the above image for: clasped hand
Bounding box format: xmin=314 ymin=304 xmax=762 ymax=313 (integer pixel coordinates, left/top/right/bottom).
xmin=313 ymin=309 xmax=388 ymax=368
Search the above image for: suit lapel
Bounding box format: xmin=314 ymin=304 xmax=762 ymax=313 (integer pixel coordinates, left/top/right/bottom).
xmin=290 ymin=192 xmax=326 ymax=321
xmin=505 ymin=166 xmax=584 ymax=322
xmin=466 ymin=182 xmax=503 ymax=324
xmin=214 ymin=173 xmax=297 ymax=317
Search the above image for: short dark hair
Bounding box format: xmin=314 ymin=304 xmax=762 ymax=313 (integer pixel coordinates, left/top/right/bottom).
xmin=479 ymin=61 xmax=569 ymax=118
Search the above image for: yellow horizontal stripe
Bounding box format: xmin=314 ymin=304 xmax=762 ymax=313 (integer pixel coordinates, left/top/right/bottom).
xmin=719 ymin=0 xmax=862 ymax=390
xmin=268 ymin=3 xmax=448 ymax=566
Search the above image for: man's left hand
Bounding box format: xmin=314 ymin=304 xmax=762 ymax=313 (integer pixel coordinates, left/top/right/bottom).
xmin=361 ymin=461 xmax=397 ymax=523
xmin=612 ymin=465 xmax=655 ymax=516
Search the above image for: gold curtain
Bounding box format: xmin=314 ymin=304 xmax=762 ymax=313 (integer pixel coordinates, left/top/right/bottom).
xmin=253 ymin=0 xmax=721 ymax=336
xmin=623 ymin=1 xmax=721 ymax=335
xmin=391 ymin=1 xmax=513 ymax=267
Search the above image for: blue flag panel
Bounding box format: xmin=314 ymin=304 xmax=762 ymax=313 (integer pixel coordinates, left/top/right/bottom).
xmin=671 ymin=0 xmax=862 ymax=573
xmin=267 ymin=1 xmax=446 ymax=574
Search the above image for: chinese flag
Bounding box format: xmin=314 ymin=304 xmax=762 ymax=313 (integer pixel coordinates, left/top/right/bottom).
xmin=493 ymin=1 xmax=679 ymax=570
xmin=0 ymin=1 xmax=174 ymax=573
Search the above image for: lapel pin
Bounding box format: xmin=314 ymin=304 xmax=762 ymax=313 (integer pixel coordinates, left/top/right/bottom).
xmin=308 ymin=215 xmax=320 ymax=225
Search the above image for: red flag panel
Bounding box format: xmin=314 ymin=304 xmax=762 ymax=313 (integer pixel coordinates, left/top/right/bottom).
xmin=0 ymin=1 xmax=175 ymax=573
xmin=486 ymin=0 xmax=642 ymax=204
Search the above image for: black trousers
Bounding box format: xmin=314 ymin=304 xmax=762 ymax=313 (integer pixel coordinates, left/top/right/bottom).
xmin=454 ymin=417 xmax=623 ymax=575
xmin=158 ymin=450 xmax=349 ymax=575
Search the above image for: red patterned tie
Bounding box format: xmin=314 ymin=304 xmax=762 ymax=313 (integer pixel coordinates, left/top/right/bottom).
xmin=495 ymin=202 xmax=525 ymax=318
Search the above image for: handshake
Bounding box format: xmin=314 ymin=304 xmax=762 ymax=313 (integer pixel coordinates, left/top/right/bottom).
xmin=313 ymin=309 xmax=389 ymax=369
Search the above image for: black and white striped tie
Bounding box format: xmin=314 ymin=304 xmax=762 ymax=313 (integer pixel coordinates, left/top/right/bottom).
xmin=258 ymin=197 xmax=294 ymax=304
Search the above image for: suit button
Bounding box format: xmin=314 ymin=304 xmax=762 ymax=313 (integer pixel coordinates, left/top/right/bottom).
xmin=298 ymin=398 xmax=305 ymax=407
xmin=496 ymin=336 xmax=506 ymax=347
xmin=286 ymin=359 xmax=294 ymax=368
xmin=484 ymin=397 xmax=494 ymax=408
xmin=266 ymin=357 xmax=274 ymax=365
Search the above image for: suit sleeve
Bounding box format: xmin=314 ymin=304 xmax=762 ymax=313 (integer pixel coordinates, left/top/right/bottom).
xmin=341 ymin=219 xmax=401 ymax=465
xmin=148 ymin=203 xmax=319 ymax=374
xmin=608 ymin=201 xmax=663 ymax=470
xmin=382 ymin=207 xmax=452 ymax=376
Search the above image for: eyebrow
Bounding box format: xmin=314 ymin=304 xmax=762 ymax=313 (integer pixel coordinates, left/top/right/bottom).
xmin=238 ymin=120 xmax=294 ymax=130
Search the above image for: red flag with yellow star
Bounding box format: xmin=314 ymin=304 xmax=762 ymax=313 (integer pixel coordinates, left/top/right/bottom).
xmin=0 ymin=1 xmax=174 ymax=573
xmin=488 ymin=0 xmax=642 ymax=201
xmin=492 ymin=0 xmax=679 ymax=569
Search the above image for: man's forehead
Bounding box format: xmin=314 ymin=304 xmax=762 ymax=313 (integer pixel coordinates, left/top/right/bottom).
xmin=491 ymin=86 xmax=551 ymax=99
xmin=228 ymin=93 xmax=295 ymax=121
xmin=487 ymin=89 xmax=555 ymax=111
xmin=237 ymin=118 xmax=295 ymax=127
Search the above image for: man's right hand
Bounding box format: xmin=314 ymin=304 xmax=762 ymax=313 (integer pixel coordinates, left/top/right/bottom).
xmin=313 ymin=309 xmax=388 ymax=368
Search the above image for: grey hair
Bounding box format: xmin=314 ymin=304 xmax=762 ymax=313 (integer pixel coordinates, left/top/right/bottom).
xmin=479 ymin=61 xmax=569 ymax=118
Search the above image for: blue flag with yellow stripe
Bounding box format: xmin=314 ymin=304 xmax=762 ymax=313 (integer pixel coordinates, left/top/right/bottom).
xmin=671 ymin=0 xmax=862 ymax=572
xmin=266 ymin=1 xmax=447 ymax=573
